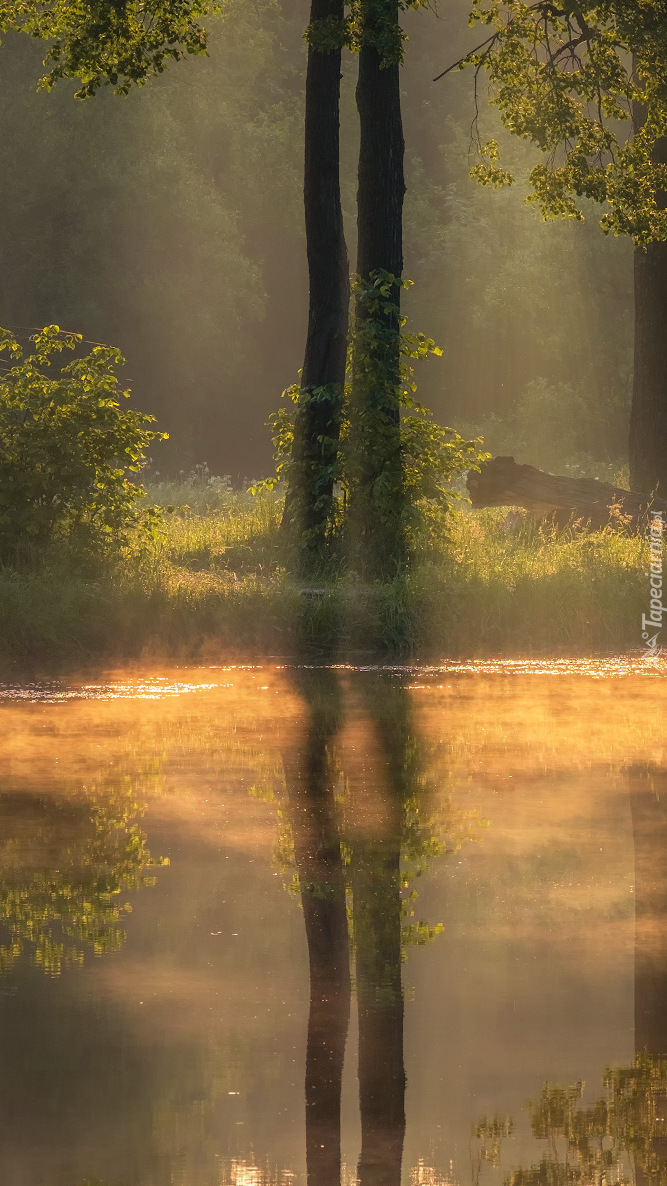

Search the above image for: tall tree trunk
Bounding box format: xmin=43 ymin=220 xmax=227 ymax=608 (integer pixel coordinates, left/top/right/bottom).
xmin=347 ymin=0 xmax=407 ymax=580
xmin=630 ymin=86 xmax=667 ymax=497
xmin=283 ymin=669 xmax=350 ymax=1186
xmin=631 ymin=233 xmax=667 ymax=497
xmin=284 ymin=0 xmax=350 ymax=577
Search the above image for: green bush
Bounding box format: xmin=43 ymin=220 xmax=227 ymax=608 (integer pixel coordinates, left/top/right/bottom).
xmin=0 ymin=325 xmax=166 ymax=562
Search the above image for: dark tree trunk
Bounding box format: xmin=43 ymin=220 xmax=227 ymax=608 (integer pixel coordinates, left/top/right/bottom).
xmin=285 ymin=0 xmax=349 ymax=576
xmin=631 ymin=231 xmax=667 ymax=497
xmin=347 ymin=1 xmax=407 ymax=580
xmin=630 ymin=87 xmax=667 ymax=497
xmin=283 ymin=669 xmax=350 ymax=1186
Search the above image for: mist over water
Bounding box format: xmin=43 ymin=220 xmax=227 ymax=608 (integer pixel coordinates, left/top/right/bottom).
xmin=0 ymin=664 xmax=665 ymax=1184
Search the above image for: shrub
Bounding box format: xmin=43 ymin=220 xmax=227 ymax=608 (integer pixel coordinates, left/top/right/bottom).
xmin=0 ymin=325 xmax=166 ymax=562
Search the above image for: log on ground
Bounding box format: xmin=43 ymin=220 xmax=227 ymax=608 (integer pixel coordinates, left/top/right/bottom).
xmin=466 ymin=455 xmax=667 ymax=529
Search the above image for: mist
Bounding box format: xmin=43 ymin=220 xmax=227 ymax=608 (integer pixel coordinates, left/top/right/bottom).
xmin=0 ymin=0 xmax=632 ymax=483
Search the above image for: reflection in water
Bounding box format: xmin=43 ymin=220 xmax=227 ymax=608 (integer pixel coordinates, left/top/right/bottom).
xmin=2 ymin=664 xmax=667 ymax=1184
xmin=281 ymin=668 xmax=466 ymax=1186
xmin=475 ymin=763 xmax=667 ymax=1186
xmin=283 ymin=670 xmax=350 ymax=1186
xmin=350 ymin=677 xmax=408 ymax=1186
xmin=0 ymin=785 xmax=166 ymax=975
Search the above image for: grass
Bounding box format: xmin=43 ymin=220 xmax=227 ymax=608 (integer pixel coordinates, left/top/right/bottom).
xmin=0 ymin=474 xmax=654 ymax=667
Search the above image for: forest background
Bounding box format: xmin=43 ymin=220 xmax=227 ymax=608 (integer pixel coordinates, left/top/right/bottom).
xmin=0 ymin=0 xmax=632 ymax=485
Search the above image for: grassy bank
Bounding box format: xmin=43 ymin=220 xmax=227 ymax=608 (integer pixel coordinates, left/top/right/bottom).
xmin=0 ymin=476 xmax=652 ymax=666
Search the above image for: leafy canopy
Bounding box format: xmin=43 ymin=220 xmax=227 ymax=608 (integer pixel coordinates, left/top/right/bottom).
xmin=444 ymin=0 xmax=667 ymax=244
xmin=0 ymin=325 xmax=166 ymax=560
xmin=0 ymin=0 xmax=218 ymax=96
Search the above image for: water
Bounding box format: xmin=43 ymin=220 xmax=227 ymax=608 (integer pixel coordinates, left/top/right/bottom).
xmin=1 ymin=661 xmax=666 ymax=1186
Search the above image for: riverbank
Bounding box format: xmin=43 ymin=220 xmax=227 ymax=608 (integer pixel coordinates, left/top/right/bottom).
xmin=0 ymin=486 xmax=651 ymax=667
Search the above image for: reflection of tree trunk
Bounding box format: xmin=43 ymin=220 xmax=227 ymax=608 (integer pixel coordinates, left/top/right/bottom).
xmin=283 ymin=669 xmax=350 ymax=1186
xmin=352 ymin=676 xmax=408 ymax=1186
xmin=630 ymin=767 xmax=667 ymax=1057
xmin=353 ymin=846 xmax=405 ymax=1186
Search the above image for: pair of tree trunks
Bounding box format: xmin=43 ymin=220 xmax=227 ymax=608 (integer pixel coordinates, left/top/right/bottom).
xmin=288 ymin=0 xmax=406 ymax=581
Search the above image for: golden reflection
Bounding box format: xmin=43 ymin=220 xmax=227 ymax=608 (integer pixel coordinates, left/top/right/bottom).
xmin=1 ymin=663 xmax=667 ymax=1182
xmin=221 ymin=1161 xmax=298 ymax=1185
xmin=410 ymin=1162 xmax=457 ymax=1186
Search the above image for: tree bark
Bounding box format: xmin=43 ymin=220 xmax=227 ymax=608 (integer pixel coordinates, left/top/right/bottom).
xmin=285 ymin=0 xmax=349 ymax=576
xmin=630 ymin=83 xmax=667 ymax=497
xmin=631 ymin=228 xmax=667 ymax=497
xmin=347 ymin=0 xmax=407 ymax=580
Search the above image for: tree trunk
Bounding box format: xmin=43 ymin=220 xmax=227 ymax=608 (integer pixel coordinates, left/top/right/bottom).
xmin=284 ymin=0 xmax=349 ymax=576
xmin=630 ymin=83 xmax=667 ymax=497
xmin=631 ymin=230 xmax=667 ymax=497
xmin=347 ymin=0 xmax=407 ymax=580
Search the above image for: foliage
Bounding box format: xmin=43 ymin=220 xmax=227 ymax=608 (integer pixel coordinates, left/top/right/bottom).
xmin=0 ymin=325 xmax=166 ymax=562
xmin=475 ymin=1054 xmax=667 ymax=1186
xmin=305 ymin=0 xmax=430 ymax=65
xmin=349 ymin=274 xmax=488 ymax=535
xmin=448 ymin=0 xmax=667 ymax=244
xmin=1 ymin=0 xmax=218 ymax=97
xmin=0 ymin=785 xmax=167 ymax=976
xmin=257 ymin=275 xmax=488 ymax=568
xmin=0 ymin=476 xmax=653 ymax=662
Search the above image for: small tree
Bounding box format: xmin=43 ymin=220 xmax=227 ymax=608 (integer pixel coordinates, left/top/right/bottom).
xmin=0 ymin=325 xmax=166 ymax=561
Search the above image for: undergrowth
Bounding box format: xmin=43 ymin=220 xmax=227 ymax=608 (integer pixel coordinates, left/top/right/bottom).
xmin=0 ymin=475 xmax=652 ymax=666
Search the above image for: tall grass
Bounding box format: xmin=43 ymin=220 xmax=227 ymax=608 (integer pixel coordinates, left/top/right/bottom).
xmin=0 ymin=479 xmax=653 ymax=666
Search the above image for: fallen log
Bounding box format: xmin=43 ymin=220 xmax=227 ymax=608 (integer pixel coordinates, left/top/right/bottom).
xmin=466 ymin=455 xmax=667 ymax=530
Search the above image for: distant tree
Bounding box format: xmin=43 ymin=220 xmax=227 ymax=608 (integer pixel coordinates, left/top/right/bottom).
xmin=441 ymin=1 xmax=667 ymax=493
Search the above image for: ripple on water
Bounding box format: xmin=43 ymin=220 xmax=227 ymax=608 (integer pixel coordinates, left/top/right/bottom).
xmin=1 ymin=653 xmax=665 ymax=703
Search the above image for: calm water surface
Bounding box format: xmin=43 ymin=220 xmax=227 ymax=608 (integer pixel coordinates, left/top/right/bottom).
xmin=2 ymin=660 xmax=667 ymax=1186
